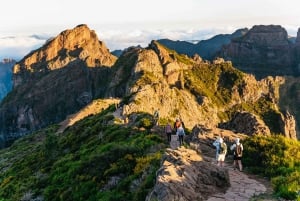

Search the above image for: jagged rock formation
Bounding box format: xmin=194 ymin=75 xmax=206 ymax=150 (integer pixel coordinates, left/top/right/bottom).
xmin=217 ymin=25 xmax=296 ymax=78
xmin=0 ymin=59 xmax=15 ymax=101
xmin=13 ymin=24 xmax=117 ymax=88
xmin=0 ymin=24 xmax=297 ymax=148
xmin=219 ymin=111 xmax=271 ymax=136
xmin=280 ymin=111 xmax=297 ymax=139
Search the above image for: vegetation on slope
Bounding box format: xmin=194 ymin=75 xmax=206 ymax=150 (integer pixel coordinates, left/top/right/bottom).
xmin=184 ymin=62 xmax=282 ymax=133
xmin=0 ymin=105 xmax=166 ymax=201
xmin=244 ymin=135 xmax=300 ymax=200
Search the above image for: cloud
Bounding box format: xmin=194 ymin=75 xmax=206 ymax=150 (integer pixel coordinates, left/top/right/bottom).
xmin=2 ymin=28 xmax=232 ymax=60
xmin=0 ymin=35 xmax=47 ymax=61
xmin=98 ymin=28 xmax=236 ymax=51
xmin=1 ymin=25 xmax=297 ymax=61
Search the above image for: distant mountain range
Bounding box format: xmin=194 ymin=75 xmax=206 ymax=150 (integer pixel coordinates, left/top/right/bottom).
xmin=157 ymin=28 xmax=248 ymax=60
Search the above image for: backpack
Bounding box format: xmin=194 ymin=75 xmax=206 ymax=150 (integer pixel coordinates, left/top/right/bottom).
xmin=218 ymin=142 xmax=227 ymax=154
xmin=166 ymin=124 xmax=172 ymax=133
xmin=177 ymin=127 xmax=185 ymax=136
xmin=235 ymin=144 xmax=242 ymax=157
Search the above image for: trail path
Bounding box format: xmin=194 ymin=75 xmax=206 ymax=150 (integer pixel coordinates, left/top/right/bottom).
xmin=168 ymin=134 xmax=273 ymax=201
xmin=206 ymin=164 xmax=269 ymax=201
xmin=57 ymin=98 xmax=120 ymax=133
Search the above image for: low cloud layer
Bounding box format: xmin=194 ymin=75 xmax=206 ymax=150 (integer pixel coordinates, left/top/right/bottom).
xmin=0 ymin=35 xmax=49 ymax=61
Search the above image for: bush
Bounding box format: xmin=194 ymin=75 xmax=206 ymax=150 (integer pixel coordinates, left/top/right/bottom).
xmin=244 ymin=135 xmax=300 ymax=200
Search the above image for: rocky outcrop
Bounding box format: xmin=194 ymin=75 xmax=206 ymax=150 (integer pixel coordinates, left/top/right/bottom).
xmin=218 ymin=25 xmax=295 ymax=78
xmin=146 ymin=147 xmax=230 ymax=201
xmin=219 ymin=111 xmax=271 ymax=136
xmin=280 ymin=111 xmax=297 ymax=139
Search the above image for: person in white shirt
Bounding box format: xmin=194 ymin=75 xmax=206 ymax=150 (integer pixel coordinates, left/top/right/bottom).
xmin=213 ymin=137 xmax=227 ymax=167
xmin=176 ymin=126 xmax=185 ymax=146
xmin=230 ymin=138 xmax=243 ymax=171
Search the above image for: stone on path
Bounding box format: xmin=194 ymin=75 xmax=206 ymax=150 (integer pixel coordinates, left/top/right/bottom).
xmin=207 ymin=165 xmax=267 ymax=201
xmin=170 ymin=134 xmax=180 ymax=149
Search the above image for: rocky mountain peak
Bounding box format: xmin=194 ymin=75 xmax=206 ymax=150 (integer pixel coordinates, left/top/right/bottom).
xmin=242 ymin=25 xmax=289 ymax=46
xmin=218 ymin=25 xmax=294 ymax=78
xmin=13 ymin=24 xmax=117 ymax=88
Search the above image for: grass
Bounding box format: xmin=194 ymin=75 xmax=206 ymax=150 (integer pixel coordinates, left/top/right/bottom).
xmin=0 ymin=107 xmax=166 ymax=201
xmin=244 ymin=135 xmax=300 ymax=200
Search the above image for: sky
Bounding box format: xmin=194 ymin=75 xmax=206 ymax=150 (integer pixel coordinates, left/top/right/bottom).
xmin=1 ymin=0 xmax=300 ymax=60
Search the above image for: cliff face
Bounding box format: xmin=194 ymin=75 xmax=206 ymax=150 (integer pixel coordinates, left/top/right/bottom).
xmin=13 ymin=24 xmax=116 ymax=88
xmin=218 ymin=25 xmax=295 ymax=78
xmin=0 ymin=25 xmax=116 ymax=147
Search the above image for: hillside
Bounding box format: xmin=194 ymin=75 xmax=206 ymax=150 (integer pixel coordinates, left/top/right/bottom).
xmin=0 ymin=98 xmax=299 ymax=200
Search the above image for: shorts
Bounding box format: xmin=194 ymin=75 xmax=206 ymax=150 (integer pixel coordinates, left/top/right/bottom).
xmin=233 ymin=155 xmax=242 ymax=160
xmin=217 ymin=153 xmax=226 ymax=161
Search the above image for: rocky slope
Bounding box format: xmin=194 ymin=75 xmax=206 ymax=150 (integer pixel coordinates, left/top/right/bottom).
xmin=159 ymin=24 xmax=300 ymax=139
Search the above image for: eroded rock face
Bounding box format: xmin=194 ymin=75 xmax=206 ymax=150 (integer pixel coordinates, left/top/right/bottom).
xmin=219 ymin=111 xmax=271 ymax=136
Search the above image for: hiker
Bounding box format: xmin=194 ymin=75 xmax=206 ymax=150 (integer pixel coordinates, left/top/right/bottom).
xmin=165 ymin=123 xmax=173 ymax=142
xmin=230 ymin=138 xmax=243 ymax=171
xmin=213 ymin=137 xmax=227 ymax=167
xmin=153 ymin=109 xmax=160 ymax=126
xmin=176 ymin=126 xmax=185 ymax=146
xmin=179 ymin=118 xmax=185 ymax=129
xmin=173 ymin=118 xmax=181 ymax=133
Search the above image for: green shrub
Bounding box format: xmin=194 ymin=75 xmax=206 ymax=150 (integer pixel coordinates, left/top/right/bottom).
xmin=244 ymin=135 xmax=300 ymax=200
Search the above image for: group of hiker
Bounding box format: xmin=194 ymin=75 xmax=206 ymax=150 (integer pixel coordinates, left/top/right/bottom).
xmin=162 ymin=113 xmax=243 ymax=171
xmin=213 ymin=136 xmax=243 ymax=171
xmin=165 ymin=118 xmax=185 ymax=146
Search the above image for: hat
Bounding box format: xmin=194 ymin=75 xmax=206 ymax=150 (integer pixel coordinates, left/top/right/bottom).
xmin=235 ymin=138 xmax=240 ymax=143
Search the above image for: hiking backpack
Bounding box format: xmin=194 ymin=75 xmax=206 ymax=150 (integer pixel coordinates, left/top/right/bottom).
xmin=219 ymin=142 xmax=227 ymax=154
xmin=177 ymin=128 xmax=185 ymax=136
xmin=235 ymin=144 xmax=242 ymax=157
